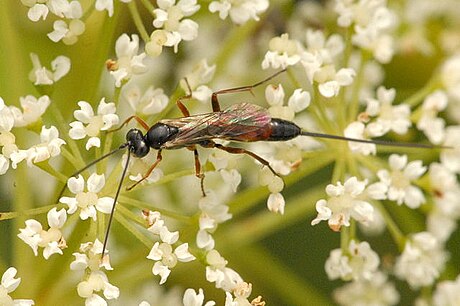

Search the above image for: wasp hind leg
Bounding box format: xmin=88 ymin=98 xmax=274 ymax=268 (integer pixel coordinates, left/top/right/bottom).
xmin=187 ymin=146 xmax=206 ymax=197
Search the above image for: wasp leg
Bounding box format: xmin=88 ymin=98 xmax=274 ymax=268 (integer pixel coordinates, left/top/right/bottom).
xmin=127 ymin=150 xmax=163 ymax=191
xmin=176 ymin=78 xmax=193 ymax=117
xmin=201 ymin=141 xmax=279 ymax=177
xmin=109 ymin=115 xmax=150 ymax=133
xmin=187 ymin=146 xmax=206 ymax=196
xmin=211 ymin=69 xmax=287 ymax=113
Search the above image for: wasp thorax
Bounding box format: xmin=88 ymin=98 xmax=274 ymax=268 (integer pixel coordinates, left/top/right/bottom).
xmin=126 ymin=128 xmax=150 ymax=157
xmin=145 ymin=123 xmax=179 ymax=149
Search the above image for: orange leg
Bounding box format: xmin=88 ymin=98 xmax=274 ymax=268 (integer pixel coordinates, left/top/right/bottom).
xmin=201 ymin=141 xmax=279 ymax=177
xmin=176 ymin=78 xmax=193 ymax=117
xmin=187 ymin=146 xmax=206 ymax=196
xmin=211 ymin=69 xmax=287 ymax=112
xmin=109 ymin=115 xmax=150 ymax=133
xmin=127 ymin=150 xmax=163 ymax=190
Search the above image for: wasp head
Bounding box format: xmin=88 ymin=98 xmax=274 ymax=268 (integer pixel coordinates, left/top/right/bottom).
xmin=126 ymin=129 xmax=150 ymax=157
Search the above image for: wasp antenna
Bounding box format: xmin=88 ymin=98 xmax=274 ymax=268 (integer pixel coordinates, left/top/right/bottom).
xmin=101 ymin=148 xmax=131 ymax=259
xmin=300 ymin=131 xmax=452 ymax=150
xmin=56 ymin=144 xmax=129 ymax=204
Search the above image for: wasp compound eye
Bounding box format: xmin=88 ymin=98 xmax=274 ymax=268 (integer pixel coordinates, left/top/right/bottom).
xmin=126 ymin=128 xmax=150 ymax=157
xmin=146 ymin=123 xmax=179 ymax=149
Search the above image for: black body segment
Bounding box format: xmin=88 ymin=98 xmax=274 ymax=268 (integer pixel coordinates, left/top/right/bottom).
xmin=145 ymin=123 xmax=180 ymax=149
xmin=267 ymin=118 xmax=301 ymax=141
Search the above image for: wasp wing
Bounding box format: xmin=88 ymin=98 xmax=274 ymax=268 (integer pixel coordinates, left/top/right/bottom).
xmin=161 ymin=103 xmax=272 ymax=147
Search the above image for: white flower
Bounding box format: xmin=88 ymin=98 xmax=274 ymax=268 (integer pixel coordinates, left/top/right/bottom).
xmin=183 ymin=288 xmax=216 ymax=306
xmin=69 ymin=98 xmax=119 ymax=150
xmin=433 ymin=275 xmax=460 ymax=306
xmin=70 ymin=240 xmax=118 ymax=304
xmin=21 ymin=0 xmax=72 ymax=21
xmin=123 ymin=85 xmax=169 ymax=115
xmin=0 ymin=267 xmax=35 ymax=306
xmin=344 ymin=121 xmax=376 ymax=155
xmin=261 ymin=33 xmax=301 ymax=70
xmin=151 ymin=0 xmax=200 ymax=53
xmin=377 ymin=154 xmax=427 ymax=208
xmin=9 ymin=95 xmax=51 ymax=127
xmin=179 ymin=59 xmax=216 ymax=103
xmin=10 ymin=125 xmax=66 ymax=168
xmin=59 ymin=173 xmax=114 ymax=220
xmin=109 ymin=34 xmax=147 ymax=87
xmin=17 ymin=208 xmax=67 ymax=259
xmin=364 ymin=86 xmax=411 ymax=137
xmin=440 ymin=54 xmax=460 ymax=101
xmin=209 ymin=0 xmax=268 ymax=25
xmin=47 ymin=2 xmax=85 ymax=45
xmin=440 ymin=125 xmax=460 ymax=173
xmin=311 ymin=177 xmax=374 ymax=231
xmin=335 ymin=0 xmax=397 ymax=63
xmin=196 ymin=192 xmax=232 ymax=250
xmin=28 ymin=53 xmax=71 ymax=85
xmin=417 ymin=90 xmax=448 ymax=144
xmin=394 ymin=232 xmax=447 ymax=288
xmin=0 ymin=97 xmax=15 ymax=132
xmin=325 ymin=240 xmax=380 ymax=281
xmin=122 ymin=152 xmax=163 ymax=185
xmin=147 ymin=241 xmax=195 ymax=284
xmin=95 ymin=0 xmax=130 ymax=16
xmin=333 ymin=272 xmax=399 ymax=306
xmin=427 ymin=163 xmax=460 ymax=242
xmin=205 ymin=250 xmax=244 ymax=292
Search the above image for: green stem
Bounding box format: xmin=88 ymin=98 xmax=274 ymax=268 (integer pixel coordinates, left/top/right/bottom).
xmin=139 ymin=0 xmax=156 ymax=16
xmin=402 ymin=77 xmax=441 ymax=108
xmin=128 ymin=0 xmax=150 ymax=43
xmin=374 ymin=201 xmax=405 ymax=250
xmin=114 ymin=210 xmax=152 ymax=249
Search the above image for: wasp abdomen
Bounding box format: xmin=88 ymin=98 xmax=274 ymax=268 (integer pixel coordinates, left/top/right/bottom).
xmin=267 ymin=118 xmax=301 ymax=141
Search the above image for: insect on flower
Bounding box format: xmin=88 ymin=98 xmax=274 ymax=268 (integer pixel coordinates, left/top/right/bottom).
xmin=58 ymin=69 xmax=451 ymax=258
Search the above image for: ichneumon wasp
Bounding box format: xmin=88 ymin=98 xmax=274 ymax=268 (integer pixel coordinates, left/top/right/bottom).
xmin=58 ymin=69 xmax=451 ymax=258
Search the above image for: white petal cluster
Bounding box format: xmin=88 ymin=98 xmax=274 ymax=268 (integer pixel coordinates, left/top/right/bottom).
xmin=179 ymin=59 xmax=216 ymax=103
xmin=183 ymin=288 xmax=216 ymax=306
xmin=261 ymin=34 xmax=301 ymax=70
xmin=10 ymin=95 xmax=51 ymax=127
xmin=0 ymin=98 xmax=20 ymax=175
xmin=29 ymin=53 xmax=71 ymax=86
xmin=205 ymin=250 xmax=245 ymax=292
xmin=440 ymin=126 xmax=460 ymax=174
xmin=0 ymin=267 xmax=35 ymax=306
xmin=333 ymin=271 xmax=399 ymax=306
xmin=145 ymin=211 xmax=195 ymax=284
xmin=344 ymin=121 xmax=376 ymax=155
xmin=376 ymin=154 xmax=427 ymax=209
xmin=259 ymin=167 xmax=285 ymax=215
xmin=311 ymin=176 xmax=375 ymax=231
xmin=21 ymin=0 xmax=80 ymax=21
xmin=59 ymin=173 xmax=114 ymax=220
xmin=209 ymin=0 xmax=268 ymax=25
xmin=0 ymin=97 xmax=65 ymax=175
xmin=121 ymin=151 xmax=164 ymax=185
xmin=325 ymin=240 xmax=380 ymax=281
xmin=417 ymin=91 xmax=448 ymax=144
xmin=10 ymin=125 xmax=66 ymax=169
xmin=335 ymin=0 xmax=397 ymax=63
xmin=394 ymin=232 xmax=447 ymax=288
xmin=146 ymin=0 xmax=200 ymax=55
xmin=427 ymin=163 xmax=460 ymax=242
xmin=17 ymin=208 xmax=67 ymax=259
xmin=46 ymin=1 xmax=85 ymax=45
xmin=123 ymin=85 xmax=169 ymax=116
xmin=440 ymin=54 xmax=460 ymax=102
xmin=432 ymin=275 xmax=460 ymax=306
xmin=70 ymin=240 xmax=119 ymax=305
xmin=196 ymin=191 xmax=232 ymax=250
xmin=95 ymin=0 xmax=131 ymax=17
xmin=363 ymin=86 xmax=411 ymax=137
xmin=109 ymin=34 xmax=148 ymax=87
xmin=69 ymin=98 xmax=119 ymax=150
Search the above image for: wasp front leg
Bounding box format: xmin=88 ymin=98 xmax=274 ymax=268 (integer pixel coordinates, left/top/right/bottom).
xmin=127 ymin=150 xmax=163 ymax=191
xmin=109 ymin=115 xmax=150 ymax=133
